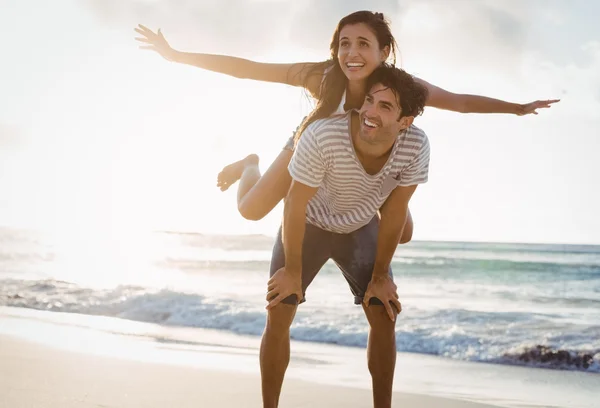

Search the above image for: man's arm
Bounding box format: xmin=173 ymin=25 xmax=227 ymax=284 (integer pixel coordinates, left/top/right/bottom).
xmin=364 ymin=185 xmax=417 ymax=321
xmin=283 ymin=181 xmax=319 ymax=274
xmin=372 ymin=185 xmax=418 ymax=279
xmin=285 ymin=124 xmax=325 ymax=271
xmin=266 ymin=124 xmax=325 ymax=309
xmin=265 ymin=181 xmax=318 ymax=310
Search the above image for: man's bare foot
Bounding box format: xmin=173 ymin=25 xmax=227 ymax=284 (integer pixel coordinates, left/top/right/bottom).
xmin=216 ymin=154 xmax=259 ymax=191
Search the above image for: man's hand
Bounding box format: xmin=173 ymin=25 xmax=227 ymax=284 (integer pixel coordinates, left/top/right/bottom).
xmin=364 ymin=275 xmax=401 ymax=322
xmin=266 ymin=267 xmax=303 ymax=310
xmin=134 ymin=25 xmax=177 ymax=61
xmin=516 ymin=99 xmax=560 ymax=116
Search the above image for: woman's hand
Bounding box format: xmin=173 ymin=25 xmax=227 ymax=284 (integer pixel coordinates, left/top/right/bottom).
xmin=516 ymin=99 xmax=561 ymax=116
xmin=134 ymin=24 xmax=177 ymax=61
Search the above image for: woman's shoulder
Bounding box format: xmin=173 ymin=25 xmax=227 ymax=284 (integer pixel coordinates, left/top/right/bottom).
xmin=305 ymin=60 xmax=336 ymax=99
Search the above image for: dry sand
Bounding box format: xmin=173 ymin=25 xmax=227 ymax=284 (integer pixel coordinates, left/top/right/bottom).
xmin=0 ymin=335 xmax=497 ymax=408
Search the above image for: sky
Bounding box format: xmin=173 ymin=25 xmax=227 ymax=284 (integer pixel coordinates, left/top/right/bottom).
xmin=0 ymin=0 xmax=599 ymax=244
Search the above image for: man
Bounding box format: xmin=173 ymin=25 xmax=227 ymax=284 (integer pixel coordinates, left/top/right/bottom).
xmin=261 ymin=65 xmax=430 ymax=408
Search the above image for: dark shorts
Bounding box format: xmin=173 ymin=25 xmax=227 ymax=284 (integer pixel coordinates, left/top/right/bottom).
xmin=269 ymin=217 xmax=393 ymax=305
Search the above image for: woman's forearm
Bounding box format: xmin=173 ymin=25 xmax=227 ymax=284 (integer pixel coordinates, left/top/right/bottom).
xmin=135 ymin=25 xmax=316 ymax=88
xmin=170 ymin=50 xmax=311 ymax=87
xmin=460 ymin=94 xmax=521 ymax=115
xmin=417 ymin=77 xmax=525 ymax=115
xmin=171 ymin=51 xmax=255 ymax=79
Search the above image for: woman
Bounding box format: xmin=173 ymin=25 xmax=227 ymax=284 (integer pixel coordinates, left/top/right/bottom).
xmin=135 ymin=11 xmax=558 ymax=243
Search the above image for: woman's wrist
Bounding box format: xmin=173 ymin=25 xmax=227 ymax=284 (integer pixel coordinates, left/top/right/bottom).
xmin=169 ymin=49 xmax=184 ymax=63
xmin=513 ymin=103 xmax=526 ymax=116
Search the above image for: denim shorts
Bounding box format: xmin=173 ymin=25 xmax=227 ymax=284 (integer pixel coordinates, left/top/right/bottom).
xmin=269 ymin=217 xmax=393 ymax=305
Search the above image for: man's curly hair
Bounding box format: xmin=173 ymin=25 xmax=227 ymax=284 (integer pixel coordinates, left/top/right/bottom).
xmin=365 ymin=63 xmax=429 ymax=119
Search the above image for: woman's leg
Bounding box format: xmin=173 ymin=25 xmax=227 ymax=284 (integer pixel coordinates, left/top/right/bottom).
xmin=216 ymin=148 xmax=414 ymax=235
xmin=399 ymin=208 xmax=414 ymax=244
xmin=217 ymin=149 xmax=293 ymax=221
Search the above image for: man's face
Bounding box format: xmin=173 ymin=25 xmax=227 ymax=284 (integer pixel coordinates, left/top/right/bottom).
xmin=358 ymin=83 xmax=413 ymax=145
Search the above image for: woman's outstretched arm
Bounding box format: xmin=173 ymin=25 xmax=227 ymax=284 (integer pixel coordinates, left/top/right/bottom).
xmin=134 ymin=25 xmax=323 ymax=95
xmin=415 ymin=77 xmax=560 ymax=116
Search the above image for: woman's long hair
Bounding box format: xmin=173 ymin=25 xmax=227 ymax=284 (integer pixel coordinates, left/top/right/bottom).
xmin=294 ymin=11 xmax=398 ymax=142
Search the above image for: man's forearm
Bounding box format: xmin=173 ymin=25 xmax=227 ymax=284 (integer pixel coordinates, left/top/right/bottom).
xmin=372 ymin=206 xmax=408 ymax=278
xmin=283 ymin=196 xmax=307 ymax=275
xmin=461 ymin=94 xmax=521 ymax=115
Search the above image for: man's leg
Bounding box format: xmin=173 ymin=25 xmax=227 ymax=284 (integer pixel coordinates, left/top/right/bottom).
xmin=260 ymin=224 xmax=330 ymax=408
xmin=362 ymin=302 xmax=398 ymax=408
xmin=260 ymin=303 xmax=297 ymax=408
xmin=331 ymin=217 xmax=398 ymax=408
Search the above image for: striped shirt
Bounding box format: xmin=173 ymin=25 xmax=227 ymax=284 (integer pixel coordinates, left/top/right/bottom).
xmin=288 ymin=111 xmax=430 ymax=234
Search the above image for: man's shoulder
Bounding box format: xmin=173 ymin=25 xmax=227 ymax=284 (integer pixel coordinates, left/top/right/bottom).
xmin=406 ymin=124 xmax=428 ymax=142
xmin=399 ymin=124 xmax=429 ymax=150
xmin=305 ymin=113 xmax=349 ymax=140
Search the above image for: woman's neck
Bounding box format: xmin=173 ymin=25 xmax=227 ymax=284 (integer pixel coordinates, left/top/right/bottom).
xmin=345 ymin=79 xmax=367 ymax=110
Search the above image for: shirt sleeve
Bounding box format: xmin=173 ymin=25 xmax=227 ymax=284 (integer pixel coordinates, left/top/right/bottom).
xmin=288 ymin=125 xmax=326 ymax=188
xmin=397 ymin=136 xmax=430 ymax=186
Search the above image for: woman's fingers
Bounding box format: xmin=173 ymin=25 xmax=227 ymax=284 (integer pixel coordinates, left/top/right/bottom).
xmin=137 ymin=24 xmax=153 ymax=34
xmin=134 ymin=27 xmax=151 ymax=37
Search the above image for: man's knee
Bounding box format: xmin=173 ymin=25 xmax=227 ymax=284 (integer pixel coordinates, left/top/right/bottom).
xmin=265 ymin=303 xmax=297 ymax=334
xmin=362 ymin=302 xmax=398 ymax=332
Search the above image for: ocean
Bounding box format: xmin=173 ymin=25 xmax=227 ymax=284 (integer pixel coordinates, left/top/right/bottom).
xmin=1 ymin=226 xmax=599 ymax=373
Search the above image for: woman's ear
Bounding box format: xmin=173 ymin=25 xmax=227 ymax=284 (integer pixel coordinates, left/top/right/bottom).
xmin=380 ymin=45 xmax=390 ymax=62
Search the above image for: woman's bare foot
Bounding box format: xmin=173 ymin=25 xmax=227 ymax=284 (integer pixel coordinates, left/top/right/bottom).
xmin=217 ymin=154 xmax=259 ymax=191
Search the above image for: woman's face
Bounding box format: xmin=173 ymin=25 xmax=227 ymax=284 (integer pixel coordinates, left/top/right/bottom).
xmin=337 ymin=23 xmax=389 ymax=82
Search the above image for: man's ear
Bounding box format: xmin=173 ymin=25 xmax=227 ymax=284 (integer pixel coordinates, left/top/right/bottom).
xmin=398 ymin=115 xmax=414 ymax=130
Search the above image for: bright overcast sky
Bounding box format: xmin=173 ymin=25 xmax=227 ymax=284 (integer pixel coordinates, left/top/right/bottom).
xmin=1 ymin=0 xmax=599 ymax=244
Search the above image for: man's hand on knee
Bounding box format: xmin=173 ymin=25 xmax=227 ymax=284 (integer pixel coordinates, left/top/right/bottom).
xmin=364 ymin=276 xmax=402 ymax=321
xmin=266 ymin=267 xmax=303 ymax=310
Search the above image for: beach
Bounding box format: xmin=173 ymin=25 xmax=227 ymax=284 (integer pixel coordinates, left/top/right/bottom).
xmin=2 ymin=307 xmax=600 ymax=408
xmin=1 ymin=333 xmax=500 ymax=408
xmin=2 ymin=0 xmax=599 ymax=405
xmin=1 ymin=228 xmax=599 ymax=407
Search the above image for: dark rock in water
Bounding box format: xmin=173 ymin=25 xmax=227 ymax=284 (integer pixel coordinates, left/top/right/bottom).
xmin=511 ymin=345 xmax=594 ymax=369
xmin=8 ymin=293 xmax=24 ymax=299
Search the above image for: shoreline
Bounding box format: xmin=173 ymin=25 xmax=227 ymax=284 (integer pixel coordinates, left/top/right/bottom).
xmin=0 ymin=334 xmax=497 ymax=408
xmin=1 ymin=307 xmax=600 ymax=408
